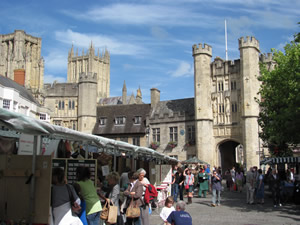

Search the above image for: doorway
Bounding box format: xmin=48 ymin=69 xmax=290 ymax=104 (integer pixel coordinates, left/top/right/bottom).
xmin=219 ymin=140 xmax=239 ymax=174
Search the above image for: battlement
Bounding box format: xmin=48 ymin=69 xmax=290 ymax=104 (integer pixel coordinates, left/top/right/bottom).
xmin=68 ymin=46 xmax=110 ymax=64
xmin=192 ymin=43 xmax=212 ymax=57
xmin=79 ymin=72 xmax=97 ymax=84
xmin=260 ymin=53 xmax=273 ymax=63
xmin=239 ymin=36 xmax=260 ymax=51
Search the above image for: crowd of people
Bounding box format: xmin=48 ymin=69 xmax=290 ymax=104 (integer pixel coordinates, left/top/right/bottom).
xmin=51 ymin=167 xmax=161 ymax=225
xmin=170 ymin=164 xmax=298 ymax=209
xmin=50 ymin=163 xmax=298 ymax=225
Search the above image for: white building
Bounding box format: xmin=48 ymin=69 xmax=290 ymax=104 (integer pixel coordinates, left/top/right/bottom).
xmin=0 ymin=75 xmax=50 ymax=121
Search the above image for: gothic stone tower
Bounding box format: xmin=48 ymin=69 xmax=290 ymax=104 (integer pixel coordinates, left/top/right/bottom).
xmin=0 ymin=30 xmax=44 ymax=92
xmin=193 ymin=36 xmax=261 ymax=170
xmin=192 ymin=43 xmax=214 ymax=165
xmin=67 ymin=43 xmax=110 ymax=102
xmin=78 ymin=72 xmax=97 ymax=134
xmin=239 ymin=36 xmax=260 ymax=168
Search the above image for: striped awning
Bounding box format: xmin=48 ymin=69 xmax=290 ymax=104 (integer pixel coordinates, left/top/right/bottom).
xmin=260 ymin=157 xmax=300 ymax=165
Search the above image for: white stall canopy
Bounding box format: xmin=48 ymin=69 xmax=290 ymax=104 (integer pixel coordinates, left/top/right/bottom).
xmin=0 ymin=108 xmax=178 ymax=164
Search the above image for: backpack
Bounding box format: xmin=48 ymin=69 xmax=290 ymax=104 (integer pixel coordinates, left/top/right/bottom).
xmin=144 ymin=184 xmax=158 ymax=204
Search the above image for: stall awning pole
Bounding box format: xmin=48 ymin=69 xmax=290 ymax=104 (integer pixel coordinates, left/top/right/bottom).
xmin=28 ymin=135 xmax=38 ymax=225
xmin=113 ymin=148 xmax=117 ymax=172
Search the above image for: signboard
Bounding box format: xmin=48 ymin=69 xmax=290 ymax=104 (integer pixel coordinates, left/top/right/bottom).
xmin=18 ymin=134 xmax=42 ymax=155
xmin=52 ymin=158 xmax=97 ymax=185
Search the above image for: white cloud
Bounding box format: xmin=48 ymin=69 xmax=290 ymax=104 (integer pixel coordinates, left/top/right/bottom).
xmin=169 ymin=61 xmax=194 ymax=77
xmin=44 ymin=74 xmax=66 ymax=84
xmin=55 ymin=29 xmax=146 ymax=56
xmin=44 ymin=50 xmax=67 ymax=74
xmin=62 ymin=4 xmax=219 ymax=28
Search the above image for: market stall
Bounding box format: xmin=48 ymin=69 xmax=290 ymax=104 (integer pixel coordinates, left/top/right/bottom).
xmin=0 ymin=108 xmax=178 ymax=224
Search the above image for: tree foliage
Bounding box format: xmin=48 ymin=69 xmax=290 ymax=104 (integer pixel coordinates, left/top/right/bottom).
xmin=258 ymin=39 xmax=300 ymax=157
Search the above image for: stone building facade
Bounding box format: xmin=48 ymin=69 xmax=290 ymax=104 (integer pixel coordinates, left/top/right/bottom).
xmin=0 ymin=30 xmax=44 ymax=94
xmin=0 ymin=30 xmax=272 ymax=169
xmin=0 ymin=30 xmax=110 ymax=134
xmin=192 ymin=36 xmax=272 ymax=169
xmin=67 ymin=44 xmax=110 ymax=102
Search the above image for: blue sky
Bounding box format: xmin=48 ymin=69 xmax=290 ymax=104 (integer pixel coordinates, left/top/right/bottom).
xmin=0 ymin=0 xmax=299 ymax=103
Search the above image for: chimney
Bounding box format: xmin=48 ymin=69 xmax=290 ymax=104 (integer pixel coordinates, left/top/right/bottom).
xmin=14 ymin=69 xmax=25 ymax=86
xmin=151 ymin=88 xmax=160 ymax=108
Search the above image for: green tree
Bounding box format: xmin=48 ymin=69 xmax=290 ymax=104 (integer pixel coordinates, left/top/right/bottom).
xmin=258 ymin=39 xmax=300 ymax=157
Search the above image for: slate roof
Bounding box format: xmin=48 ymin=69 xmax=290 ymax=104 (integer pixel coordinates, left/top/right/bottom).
xmin=93 ymin=104 xmax=151 ymax=135
xmin=99 ymin=95 xmax=142 ymax=105
xmin=99 ymin=96 xmax=124 ymax=105
xmin=150 ymin=97 xmax=195 ymax=119
xmin=0 ymin=75 xmax=40 ymax=105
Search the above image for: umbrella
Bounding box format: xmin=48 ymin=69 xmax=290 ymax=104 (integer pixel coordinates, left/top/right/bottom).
xmin=181 ymin=156 xmax=208 ymax=165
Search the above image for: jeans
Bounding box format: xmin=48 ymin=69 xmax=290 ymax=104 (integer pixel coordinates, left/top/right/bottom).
xmin=173 ymin=183 xmax=179 ymax=202
xmin=86 ymin=211 xmax=100 ymax=225
xmin=212 ymin=189 xmax=221 ymax=204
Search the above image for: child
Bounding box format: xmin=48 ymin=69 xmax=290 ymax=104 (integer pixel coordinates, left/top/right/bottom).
xmin=160 ymin=196 xmax=175 ymax=225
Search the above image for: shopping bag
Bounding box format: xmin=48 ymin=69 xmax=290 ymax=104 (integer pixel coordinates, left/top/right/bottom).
xmin=100 ymin=199 xmax=110 ymax=220
xmin=107 ymin=202 xmax=118 ymax=224
xmin=126 ymin=198 xmax=140 ymax=218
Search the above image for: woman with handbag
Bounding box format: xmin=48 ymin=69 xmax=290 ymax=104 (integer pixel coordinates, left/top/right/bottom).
xmin=76 ymin=167 xmax=102 ymax=225
xmin=105 ymin=172 xmax=124 ymax=225
xmin=123 ymin=171 xmax=143 ymax=225
xmin=51 ymin=167 xmax=83 ymax=225
xmin=184 ymin=168 xmax=194 ymax=204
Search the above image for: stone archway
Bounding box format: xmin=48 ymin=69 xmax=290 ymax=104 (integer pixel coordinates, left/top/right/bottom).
xmin=219 ymin=140 xmax=240 ymax=174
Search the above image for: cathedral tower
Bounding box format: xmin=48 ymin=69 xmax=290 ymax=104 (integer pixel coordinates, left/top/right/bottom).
xmin=67 ymin=44 xmax=110 ymax=102
xmin=239 ymin=36 xmax=260 ymax=168
xmin=0 ymin=30 xmax=44 ymax=92
xmin=192 ymin=43 xmax=214 ymax=164
xmin=78 ymin=72 xmax=97 ymax=134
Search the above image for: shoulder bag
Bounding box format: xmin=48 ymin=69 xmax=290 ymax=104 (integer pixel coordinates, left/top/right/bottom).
xmin=107 ymin=200 xmax=118 ymax=224
xmin=185 ymin=175 xmax=191 ymax=190
xmin=126 ymin=197 xmax=140 ymax=218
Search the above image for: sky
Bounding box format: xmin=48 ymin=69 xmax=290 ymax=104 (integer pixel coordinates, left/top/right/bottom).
xmin=0 ymin=0 xmax=299 ymax=103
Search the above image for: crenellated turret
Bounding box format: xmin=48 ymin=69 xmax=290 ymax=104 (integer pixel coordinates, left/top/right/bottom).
xmin=260 ymin=52 xmax=273 ymax=63
xmin=192 ymin=43 xmax=212 ymax=57
xmin=79 ymin=72 xmax=97 ymax=84
xmin=239 ymin=36 xmax=260 ymax=52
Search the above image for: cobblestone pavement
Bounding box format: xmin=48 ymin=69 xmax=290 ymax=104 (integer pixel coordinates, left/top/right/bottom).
xmin=149 ymin=187 xmax=300 ymax=225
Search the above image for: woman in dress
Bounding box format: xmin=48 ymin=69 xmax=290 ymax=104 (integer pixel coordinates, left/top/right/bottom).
xmin=198 ymin=168 xmax=209 ymax=198
xmin=184 ymin=168 xmax=194 ymax=204
xmin=51 ymin=167 xmax=83 ymax=225
xmin=256 ymin=169 xmax=265 ymax=204
xmin=76 ymin=167 xmax=102 ymax=225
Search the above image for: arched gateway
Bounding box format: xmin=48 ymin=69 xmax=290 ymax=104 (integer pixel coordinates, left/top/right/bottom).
xmin=218 ymin=140 xmax=241 ymax=174
xmin=193 ymin=36 xmax=267 ymax=169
